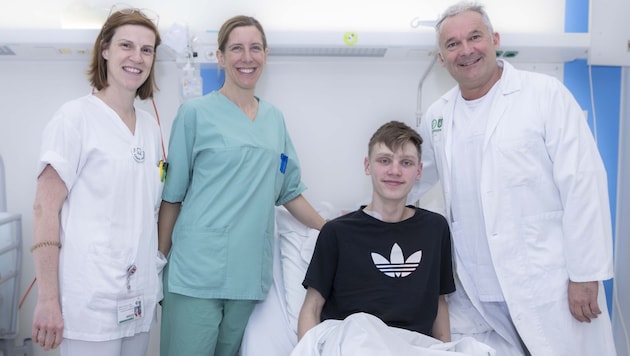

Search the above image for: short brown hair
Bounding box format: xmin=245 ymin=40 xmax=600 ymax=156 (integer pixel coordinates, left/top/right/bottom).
xmin=368 ymin=121 xmax=423 ymax=160
xmin=87 ymin=10 xmax=161 ymax=100
xmin=217 ymin=15 xmax=268 ymax=52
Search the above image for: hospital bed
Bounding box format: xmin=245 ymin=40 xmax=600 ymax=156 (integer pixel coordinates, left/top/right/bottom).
xmin=0 ymin=155 xmax=33 ymax=356
xmin=0 ymin=213 xmax=32 ymax=356
xmin=239 ymin=204 xmax=499 ymax=356
xmin=240 ymin=204 xmax=337 ymax=356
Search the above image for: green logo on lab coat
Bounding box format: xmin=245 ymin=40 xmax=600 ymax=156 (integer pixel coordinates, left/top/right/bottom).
xmin=431 ymin=117 xmax=443 ymax=132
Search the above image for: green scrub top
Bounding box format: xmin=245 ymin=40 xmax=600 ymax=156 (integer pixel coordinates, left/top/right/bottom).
xmin=162 ymin=91 xmax=306 ymax=300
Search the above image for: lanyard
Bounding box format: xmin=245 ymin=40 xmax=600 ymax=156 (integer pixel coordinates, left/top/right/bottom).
xmin=152 ymin=97 xmax=169 ymax=182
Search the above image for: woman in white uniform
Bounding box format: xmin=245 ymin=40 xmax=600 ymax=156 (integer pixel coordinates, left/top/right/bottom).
xmin=31 ymin=7 xmax=164 ymax=356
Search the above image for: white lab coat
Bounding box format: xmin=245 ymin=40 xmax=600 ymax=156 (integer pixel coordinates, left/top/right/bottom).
xmin=410 ymin=60 xmax=616 ymax=355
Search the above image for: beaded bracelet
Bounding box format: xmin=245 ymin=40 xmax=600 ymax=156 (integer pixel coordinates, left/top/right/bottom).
xmin=30 ymin=241 xmax=62 ymax=253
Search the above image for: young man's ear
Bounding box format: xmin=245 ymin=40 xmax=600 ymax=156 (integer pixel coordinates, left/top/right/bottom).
xmin=416 ymin=162 xmax=423 ymax=180
xmin=364 ymin=156 xmax=371 ymax=176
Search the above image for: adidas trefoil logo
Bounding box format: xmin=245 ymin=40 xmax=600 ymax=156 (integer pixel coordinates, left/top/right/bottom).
xmin=371 ymin=243 xmax=422 ymax=278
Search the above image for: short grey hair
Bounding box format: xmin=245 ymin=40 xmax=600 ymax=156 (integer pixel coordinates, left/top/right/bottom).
xmin=435 ymin=1 xmax=495 ymax=39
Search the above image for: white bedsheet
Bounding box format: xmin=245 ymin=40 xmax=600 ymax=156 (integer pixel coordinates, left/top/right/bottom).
xmin=290 ymin=313 xmax=496 ymax=356
xmin=240 ymin=229 xmax=297 ymax=356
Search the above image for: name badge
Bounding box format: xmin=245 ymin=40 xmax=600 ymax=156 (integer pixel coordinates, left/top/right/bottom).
xmin=117 ymin=294 xmax=144 ymax=324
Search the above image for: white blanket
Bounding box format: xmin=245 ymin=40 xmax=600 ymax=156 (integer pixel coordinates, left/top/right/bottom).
xmin=291 ymin=313 xmax=496 ymax=356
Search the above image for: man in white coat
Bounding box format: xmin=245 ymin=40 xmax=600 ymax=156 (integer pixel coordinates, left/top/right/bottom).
xmin=410 ymin=1 xmax=617 ymax=355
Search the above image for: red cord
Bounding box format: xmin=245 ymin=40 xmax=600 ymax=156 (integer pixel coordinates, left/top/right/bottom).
xmin=152 ymin=97 xmax=167 ymax=161
xmin=18 ymin=277 xmax=36 ymax=310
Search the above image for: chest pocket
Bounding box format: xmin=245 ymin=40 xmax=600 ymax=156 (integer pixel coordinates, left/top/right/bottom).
xmin=495 ymin=137 xmax=549 ymax=187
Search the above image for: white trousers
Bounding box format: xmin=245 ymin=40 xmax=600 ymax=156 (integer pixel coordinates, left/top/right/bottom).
xmin=60 ymin=332 xmax=150 ymax=356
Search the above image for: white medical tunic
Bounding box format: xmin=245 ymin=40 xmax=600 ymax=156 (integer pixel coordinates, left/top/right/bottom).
xmin=450 ymin=83 xmax=504 ymax=302
xmin=38 ymin=94 xmax=164 ymax=341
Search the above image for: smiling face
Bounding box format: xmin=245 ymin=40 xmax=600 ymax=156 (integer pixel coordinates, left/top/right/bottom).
xmin=217 ymin=25 xmax=268 ymax=92
xmin=101 ymin=24 xmax=156 ymax=95
xmin=437 ymin=10 xmax=501 ymax=100
xmin=365 ymin=142 xmax=422 ymax=205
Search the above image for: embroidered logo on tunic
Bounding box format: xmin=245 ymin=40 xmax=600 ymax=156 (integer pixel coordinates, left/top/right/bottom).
xmin=431 ymin=117 xmax=443 ymax=133
xmin=371 ymin=243 xmax=422 ymax=278
xmin=131 ymin=147 xmax=145 ymax=163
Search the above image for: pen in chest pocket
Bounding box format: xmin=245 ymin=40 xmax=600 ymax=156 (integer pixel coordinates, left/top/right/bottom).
xmin=280 ymin=153 xmax=288 ymax=174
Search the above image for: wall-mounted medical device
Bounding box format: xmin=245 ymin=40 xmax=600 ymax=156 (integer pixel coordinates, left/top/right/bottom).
xmin=0 ymin=28 xmax=589 ymax=64
xmin=588 ymin=0 xmax=630 ymax=66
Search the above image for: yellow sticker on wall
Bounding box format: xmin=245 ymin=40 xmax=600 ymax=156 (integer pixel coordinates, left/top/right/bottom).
xmin=343 ymin=32 xmax=358 ymax=46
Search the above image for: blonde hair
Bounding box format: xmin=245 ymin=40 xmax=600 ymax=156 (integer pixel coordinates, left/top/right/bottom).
xmin=217 ymin=15 xmax=268 ymax=52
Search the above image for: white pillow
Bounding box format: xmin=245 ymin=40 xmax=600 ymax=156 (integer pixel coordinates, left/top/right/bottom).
xmin=276 ymin=202 xmax=338 ymax=334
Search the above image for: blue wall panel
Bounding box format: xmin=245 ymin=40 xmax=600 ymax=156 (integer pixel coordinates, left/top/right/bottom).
xmin=565 ymin=0 xmax=621 ymax=315
xmin=201 ymin=64 xmax=225 ymax=94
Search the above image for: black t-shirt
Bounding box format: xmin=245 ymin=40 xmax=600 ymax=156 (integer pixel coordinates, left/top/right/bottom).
xmin=303 ymin=207 xmax=455 ymax=336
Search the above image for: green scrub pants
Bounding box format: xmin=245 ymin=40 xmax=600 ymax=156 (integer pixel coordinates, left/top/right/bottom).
xmin=160 ymin=266 xmax=257 ymax=356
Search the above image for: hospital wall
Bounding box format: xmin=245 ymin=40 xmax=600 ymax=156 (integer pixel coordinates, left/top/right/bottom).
xmin=0 ymin=2 xmax=628 ymax=356
xmin=0 ymin=54 xmax=561 ymax=356
xmin=0 ymin=57 xmax=443 ymax=356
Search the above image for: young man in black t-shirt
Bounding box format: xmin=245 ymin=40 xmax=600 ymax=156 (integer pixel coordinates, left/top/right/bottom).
xmin=298 ymin=121 xmax=455 ymax=342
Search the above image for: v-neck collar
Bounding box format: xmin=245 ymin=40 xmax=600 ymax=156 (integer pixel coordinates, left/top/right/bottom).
xmin=90 ymin=94 xmax=138 ymax=137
